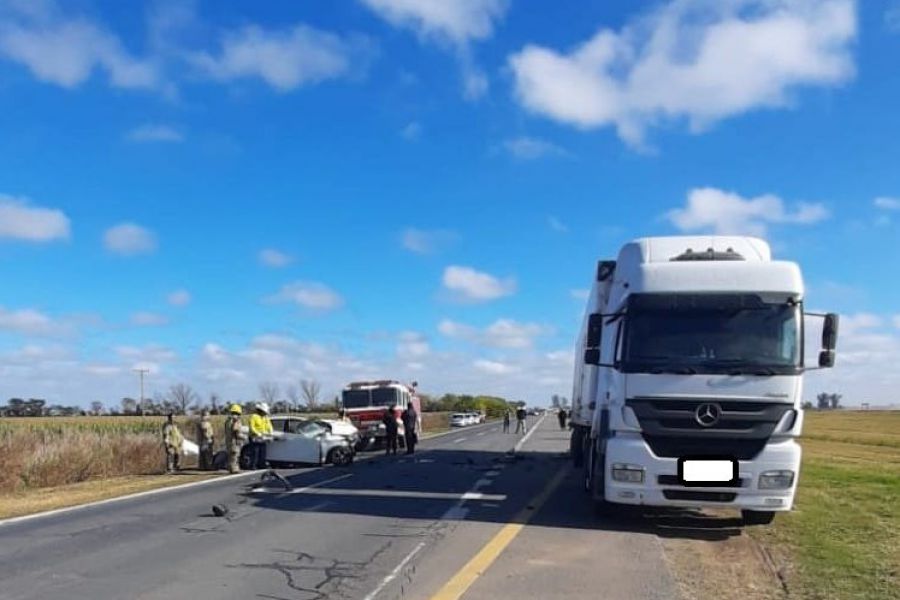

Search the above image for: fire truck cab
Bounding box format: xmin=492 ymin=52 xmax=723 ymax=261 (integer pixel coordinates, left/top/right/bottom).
xmin=341 ymin=380 xmax=422 ymax=450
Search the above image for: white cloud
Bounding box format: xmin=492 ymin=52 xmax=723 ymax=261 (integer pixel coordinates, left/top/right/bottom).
xmin=473 ymin=359 xmax=518 ymax=375
xmin=548 ymin=216 xmax=568 ymax=232
xmin=874 ymin=197 xmax=900 ymax=211
xmin=259 ymin=248 xmax=294 ymax=268
xmin=359 ymin=0 xmax=508 ymax=44
xmin=190 ymin=24 xmax=371 ymax=92
xmin=127 ymin=124 xmax=183 ymax=143
xmin=571 ymin=289 xmax=590 ymax=301
xmin=167 ymin=289 xmax=191 ymax=307
xmin=267 ymin=281 xmax=344 ymax=311
xmin=401 ymin=121 xmax=422 ymax=141
xmin=666 ymin=187 xmax=829 ymax=236
xmin=360 ymin=0 xmax=508 ymax=100
xmin=893 ymin=315 xmax=900 ymax=330
xmin=502 ymin=137 xmax=568 ymax=160
xmin=130 ymin=312 xmax=169 ymax=327
xmin=509 ymin=0 xmax=856 ymax=146
xmin=439 ymin=318 xmax=550 ymax=349
xmin=0 ymin=11 xmax=161 ymax=91
xmin=397 ymin=331 xmax=430 ymax=358
xmin=103 ymin=223 xmax=158 ymax=256
xmin=401 ymin=228 xmax=457 ymax=254
xmin=886 ymin=3 xmax=900 ymax=32
xmin=442 ymin=265 xmax=516 ymax=302
xmin=0 ymin=306 xmax=58 ymax=336
xmin=0 ymin=195 xmax=70 ymax=242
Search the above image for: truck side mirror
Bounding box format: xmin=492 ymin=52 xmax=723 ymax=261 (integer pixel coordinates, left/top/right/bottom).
xmin=818 ymin=350 xmax=835 ymax=368
xmin=584 ymin=348 xmax=601 ymax=365
xmin=822 ymin=313 xmax=839 ymax=351
xmin=587 ymin=313 xmax=603 ymax=348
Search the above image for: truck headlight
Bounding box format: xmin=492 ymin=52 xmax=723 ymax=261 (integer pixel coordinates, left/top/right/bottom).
xmin=758 ymin=470 xmax=794 ymax=490
xmin=611 ymin=463 xmax=645 ymax=484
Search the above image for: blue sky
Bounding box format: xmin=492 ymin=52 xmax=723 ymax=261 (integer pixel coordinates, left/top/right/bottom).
xmin=1 ymin=0 xmax=899 ymax=407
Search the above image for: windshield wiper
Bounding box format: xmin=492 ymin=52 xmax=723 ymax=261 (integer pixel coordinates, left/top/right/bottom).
xmin=649 ymin=366 xmax=697 ymax=375
xmin=701 ymin=359 xmax=779 ymax=376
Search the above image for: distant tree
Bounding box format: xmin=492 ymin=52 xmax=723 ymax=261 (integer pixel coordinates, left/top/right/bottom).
xmin=90 ymin=401 xmax=104 ymax=416
xmin=209 ymin=393 xmax=221 ymax=415
xmin=816 ymin=392 xmax=830 ymax=410
xmin=167 ymin=384 xmax=198 ymax=415
xmin=551 ymin=395 xmax=561 ymax=408
xmin=301 ymin=379 xmax=321 ymax=410
xmin=286 ymin=385 xmax=301 ymax=411
xmin=121 ymin=397 xmax=138 ymax=415
xmin=801 ymin=401 xmax=813 ymax=410
xmin=259 ymin=382 xmax=280 ymax=406
xmin=830 ymin=393 xmax=843 ymax=410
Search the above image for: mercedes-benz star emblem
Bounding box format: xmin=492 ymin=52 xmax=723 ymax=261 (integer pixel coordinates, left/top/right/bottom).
xmin=695 ymin=403 xmax=722 ymax=427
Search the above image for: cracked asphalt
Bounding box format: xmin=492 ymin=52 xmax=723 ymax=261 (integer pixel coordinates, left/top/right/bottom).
xmin=0 ymin=418 xmax=678 ymax=600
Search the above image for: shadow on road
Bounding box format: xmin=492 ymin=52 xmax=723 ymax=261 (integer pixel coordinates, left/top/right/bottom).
xmin=239 ymin=443 xmax=745 ymax=543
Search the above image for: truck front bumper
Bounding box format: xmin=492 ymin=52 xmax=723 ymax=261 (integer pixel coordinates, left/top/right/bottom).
xmin=603 ymin=434 xmax=801 ymax=511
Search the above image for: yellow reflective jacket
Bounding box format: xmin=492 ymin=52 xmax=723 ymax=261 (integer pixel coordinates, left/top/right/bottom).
xmin=249 ymin=413 xmax=273 ymax=440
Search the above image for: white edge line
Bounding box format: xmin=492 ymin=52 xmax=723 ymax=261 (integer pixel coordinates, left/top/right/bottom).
xmin=0 ymin=470 xmax=259 ymax=527
xmin=513 ymin=414 xmax=547 ymax=453
xmin=362 ymin=541 xmax=427 ymax=600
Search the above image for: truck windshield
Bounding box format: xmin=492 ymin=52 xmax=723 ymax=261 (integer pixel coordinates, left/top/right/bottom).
xmin=622 ymin=301 xmax=801 ymax=375
xmin=342 ymin=390 xmax=371 ymax=408
xmin=371 ymin=388 xmax=399 ymax=407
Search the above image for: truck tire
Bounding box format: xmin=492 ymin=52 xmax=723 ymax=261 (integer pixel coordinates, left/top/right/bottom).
xmin=570 ymin=427 xmax=585 ymax=467
xmin=741 ymin=510 xmax=776 ymax=526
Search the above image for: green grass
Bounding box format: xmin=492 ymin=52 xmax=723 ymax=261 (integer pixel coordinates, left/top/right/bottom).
xmin=751 ymin=411 xmax=900 ymax=600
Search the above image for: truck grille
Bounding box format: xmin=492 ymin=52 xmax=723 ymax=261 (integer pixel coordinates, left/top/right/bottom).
xmin=627 ymin=397 xmax=793 ymax=461
xmin=663 ymin=490 xmax=736 ymax=503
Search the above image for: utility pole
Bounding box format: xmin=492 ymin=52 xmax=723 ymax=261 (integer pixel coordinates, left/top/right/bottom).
xmin=133 ymin=368 xmax=150 ymax=408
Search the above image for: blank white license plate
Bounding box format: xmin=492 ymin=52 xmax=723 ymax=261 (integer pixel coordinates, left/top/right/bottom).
xmin=678 ymin=458 xmax=737 ymax=485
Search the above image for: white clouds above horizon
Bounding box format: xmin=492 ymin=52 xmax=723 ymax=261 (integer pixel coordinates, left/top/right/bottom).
xmin=360 ymin=0 xmax=508 ymax=101
xmin=0 ymin=306 xmax=65 ymax=336
xmin=667 ymin=187 xmax=829 ymax=236
xmin=127 ymin=124 xmax=183 ymax=143
xmin=103 ymin=222 xmax=158 ymax=256
xmin=267 ymin=281 xmax=344 ymax=311
xmin=509 ymin=0 xmax=856 ymax=147
xmin=442 ymin=265 xmax=516 ymax=302
xmin=0 ymin=7 xmax=162 ymax=91
xmin=502 ymin=136 xmax=568 ymax=160
xmin=130 ymin=311 xmax=169 ymax=327
xmin=874 ymin=197 xmax=900 ymax=211
xmin=0 ymin=195 xmax=70 ymax=242
xmin=189 ymin=24 xmax=372 ymax=92
xmin=401 ymin=228 xmax=457 ymax=254
xmin=258 ymin=248 xmax=294 ymax=268
xmin=439 ymin=318 xmax=550 ymax=349
xmin=167 ymin=289 xmax=192 ymax=307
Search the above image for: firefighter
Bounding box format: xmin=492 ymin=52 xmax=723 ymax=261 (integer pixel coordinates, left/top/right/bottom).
xmin=224 ymin=404 xmax=246 ymax=474
xmin=162 ymin=414 xmax=183 ymax=473
xmin=382 ymin=406 xmax=399 ymax=456
xmin=196 ymin=409 xmax=215 ymax=470
xmin=248 ymin=402 xmax=274 ymax=469
xmin=401 ymin=404 xmax=418 ymax=455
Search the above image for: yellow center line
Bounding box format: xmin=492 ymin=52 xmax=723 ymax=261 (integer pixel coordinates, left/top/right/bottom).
xmin=429 ymin=466 xmax=570 ymax=600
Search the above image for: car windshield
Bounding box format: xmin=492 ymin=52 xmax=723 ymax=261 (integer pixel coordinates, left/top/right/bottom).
xmin=341 ymin=390 xmax=371 ymax=408
xmin=623 ymin=299 xmax=800 ymax=374
xmin=286 ymin=419 xmax=327 ymax=437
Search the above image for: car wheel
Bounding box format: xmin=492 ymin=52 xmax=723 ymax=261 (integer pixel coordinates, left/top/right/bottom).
xmin=329 ymin=446 xmax=353 ymax=467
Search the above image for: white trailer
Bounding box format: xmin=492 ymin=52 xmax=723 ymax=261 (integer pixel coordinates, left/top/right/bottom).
xmin=571 ymin=236 xmax=839 ymax=525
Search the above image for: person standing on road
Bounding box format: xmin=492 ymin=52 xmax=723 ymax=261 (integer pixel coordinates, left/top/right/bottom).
xmin=162 ymin=414 xmax=183 ymax=473
xmin=248 ymin=402 xmax=274 ymax=469
xmin=382 ymin=406 xmax=399 ymax=456
xmin=401 ymin=404 xmax=418 ymax=455
xmin=196 ymin=410 xmax=215 ymax=471
xmin=224 ymin=404 xmax=246 ymax=474
xmin=515 ymin=406 xmax=528 ymax=435
xmin=557 ymin=408 xmax=568 ymax=431
xmin=502 ymin=409 xmax=511 ymax=433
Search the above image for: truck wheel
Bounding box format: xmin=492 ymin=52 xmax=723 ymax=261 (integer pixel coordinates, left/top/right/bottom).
xmin=741 ymin=510 xmax=776 ymax=526
xmin=329 ymin=446 xmax=353 ymax=467
xmin=570 ymin=428 xmax=584 ymax=467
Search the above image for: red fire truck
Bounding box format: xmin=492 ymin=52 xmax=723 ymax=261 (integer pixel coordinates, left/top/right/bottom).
xmin=341 ymin=380 xmax=422 ymax=450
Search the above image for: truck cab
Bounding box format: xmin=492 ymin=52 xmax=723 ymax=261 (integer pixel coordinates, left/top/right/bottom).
xmin=571 ymin=236 xmax=839 ymax=525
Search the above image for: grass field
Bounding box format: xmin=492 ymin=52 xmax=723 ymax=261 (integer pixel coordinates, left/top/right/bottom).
xmin=751 ymin=411 xmax=900 ymax=600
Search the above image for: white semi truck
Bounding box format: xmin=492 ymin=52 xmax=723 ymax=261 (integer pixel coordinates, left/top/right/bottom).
xmin=569 ymin=236 xmax=838 ymax=525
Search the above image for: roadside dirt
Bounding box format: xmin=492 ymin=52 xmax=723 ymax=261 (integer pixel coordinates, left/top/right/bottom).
xmin=655 ymin=509 xmax=789 ymax=600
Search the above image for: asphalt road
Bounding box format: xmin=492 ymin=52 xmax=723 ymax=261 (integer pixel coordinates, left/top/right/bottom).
xmin=0 ymin=417 xmax=679 ymax=600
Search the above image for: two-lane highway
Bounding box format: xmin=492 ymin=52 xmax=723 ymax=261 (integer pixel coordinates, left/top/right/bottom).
xmin=0 ymin=417 xmax=679 ymax=600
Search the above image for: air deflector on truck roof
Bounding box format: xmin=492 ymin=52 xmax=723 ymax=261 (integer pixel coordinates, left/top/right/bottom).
xmin=671 ymin=247 xmax=746 ymax=262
